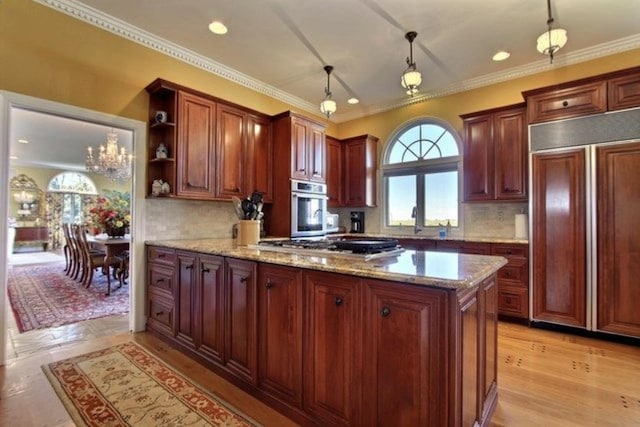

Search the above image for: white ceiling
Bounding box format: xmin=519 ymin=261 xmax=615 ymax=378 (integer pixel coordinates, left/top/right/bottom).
xmin=11 ymin=0 xmax=640 ymax=170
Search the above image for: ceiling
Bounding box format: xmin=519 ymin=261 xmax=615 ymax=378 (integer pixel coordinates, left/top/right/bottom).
xmin=11 ymin=0 xmax=640 ymax=170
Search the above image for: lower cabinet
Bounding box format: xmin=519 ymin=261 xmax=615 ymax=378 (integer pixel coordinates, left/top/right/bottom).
xmin=146 ymin=247 xmax=499 ymax=426
xmin=361 ymin=279 xmax=447 ymax=425
xmin=257 ymin=264 xmax=303 ymax=407
xmin=303 ymin=271 xmax=360 ymax=425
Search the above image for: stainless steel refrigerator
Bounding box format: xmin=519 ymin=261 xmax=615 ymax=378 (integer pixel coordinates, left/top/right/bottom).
xmin=529 ymin=107 xmax=640 ymax=338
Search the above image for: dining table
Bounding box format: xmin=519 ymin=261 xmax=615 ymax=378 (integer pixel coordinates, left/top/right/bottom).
xmin=87 ymin=234 xmax=130 ymax=295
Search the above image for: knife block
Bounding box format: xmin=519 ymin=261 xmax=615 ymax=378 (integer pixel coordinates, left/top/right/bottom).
xmin=238 ymin=220 xmax=260 ymax=246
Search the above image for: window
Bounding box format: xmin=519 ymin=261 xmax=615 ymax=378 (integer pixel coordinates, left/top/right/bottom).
xmin=382 ymin=119 xmax=460 ymax=229
xmin=47 ymin=172 xmax=97 ymax=224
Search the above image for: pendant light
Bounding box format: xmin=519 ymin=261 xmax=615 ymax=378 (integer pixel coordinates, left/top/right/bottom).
xmin=320 ymin=65 xmax=337 ymax=119
xmin=536 ymin=0 xmax=567 ymax=63
xmin=401 ymin=31 xmax=422 ymax=96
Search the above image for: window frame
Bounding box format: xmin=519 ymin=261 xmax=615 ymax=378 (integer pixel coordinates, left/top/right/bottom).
xmin=381 ymin=117 xmax=462 ymax=235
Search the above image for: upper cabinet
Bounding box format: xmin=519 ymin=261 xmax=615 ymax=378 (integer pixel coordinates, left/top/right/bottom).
xmin=274 ymin=112 xmax=327 ymax=183
xmin=145 ymin=79 xmax=273 ymax=201
xmin=325 ymin=134 xmax=378 ymax=208
xmin=523 ymin=66 xmax=640 ymax=124
xmin=461 ymin=104 xmax=527 ymax=202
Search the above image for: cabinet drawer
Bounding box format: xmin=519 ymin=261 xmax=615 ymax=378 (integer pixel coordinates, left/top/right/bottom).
xmin=147 ymin=246 xmax=176 ymax=266
xmin=498 ymin=264 xmax=527 ymax=283
xmin=148 ymin=264 xmax=175 ymax=295
xmin=491 ymin=243 xmax=528 ymax=258
xmin=526 ymin=81 xmax=607 ymax=123
xmin=147 ymin=293 xmax=176 ymax=336
xmin=436 ymin=240 xmax=491 ymax=255
xmin=498 ymin=286 xmax=528 ymax=318
xmin=608 ymin=72 xmax=640 ymax=111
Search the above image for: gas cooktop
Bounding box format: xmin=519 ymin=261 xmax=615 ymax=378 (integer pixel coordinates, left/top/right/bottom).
xmin=254 ymin=238 xmax=404 ymax=260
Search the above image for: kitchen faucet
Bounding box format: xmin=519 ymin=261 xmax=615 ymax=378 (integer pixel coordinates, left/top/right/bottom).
xmin=411 ymin=206 xmax=421 ymax=234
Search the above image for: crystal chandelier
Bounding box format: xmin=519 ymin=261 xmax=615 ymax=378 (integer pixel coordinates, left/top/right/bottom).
xmin=86 ymin=131 xmax=132 ymax=181
xmin=401 ymin=31 xmax=422 ymax=97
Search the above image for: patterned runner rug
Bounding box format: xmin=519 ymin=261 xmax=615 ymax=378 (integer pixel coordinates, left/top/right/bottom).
xmin=7 ymin=261 xmax=129 ymax=333
xmin=42 ymin=341 xmax=260 ymax=426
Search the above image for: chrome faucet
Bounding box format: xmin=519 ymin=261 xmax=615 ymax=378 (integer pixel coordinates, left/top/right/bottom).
xmin=411 ymin=206 xmax=421 ymax=234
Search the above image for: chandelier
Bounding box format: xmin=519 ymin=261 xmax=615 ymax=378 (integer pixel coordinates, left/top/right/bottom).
xmin=536 ymin=0 xmax=567 ymax=63
xmin=86 ymin=131 xmax=132 ymax=181
xmin=401 ymin=31 xmax=422 ymax=97
xmin=320 ymin=65 xmax=337 ymax=119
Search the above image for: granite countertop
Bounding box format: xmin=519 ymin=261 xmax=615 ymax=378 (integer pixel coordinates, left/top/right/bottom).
xmin=147 ymin=238 xmax=508 ymax=291
xmin=328 ymin=232 xmax=529 ymax=245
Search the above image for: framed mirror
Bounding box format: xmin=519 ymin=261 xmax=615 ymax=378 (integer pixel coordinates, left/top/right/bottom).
xmin=10 ymin=174 xmax=43 ymax=222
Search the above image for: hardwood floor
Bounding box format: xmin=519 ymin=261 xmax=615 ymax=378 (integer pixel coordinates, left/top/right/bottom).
xmin=1 ymin=321 xmax=639 ymax=426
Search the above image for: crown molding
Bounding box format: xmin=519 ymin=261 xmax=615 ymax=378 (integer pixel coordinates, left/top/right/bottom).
xmin=33 ymin=0 xmax=640 ymax=124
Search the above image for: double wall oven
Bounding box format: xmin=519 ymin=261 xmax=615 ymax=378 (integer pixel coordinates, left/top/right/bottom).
xmin=290 ymin=179 xmax=327 ymax=237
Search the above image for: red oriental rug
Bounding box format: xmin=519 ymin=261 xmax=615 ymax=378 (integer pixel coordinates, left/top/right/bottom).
xmin=42 ymin=341 xmax=260 ymax=426
xmin=7 ymin=261 xmax=129 ymax=333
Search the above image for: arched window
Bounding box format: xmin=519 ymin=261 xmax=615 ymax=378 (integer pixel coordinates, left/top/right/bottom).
xmin=47 ymin=172 xmax=98 ymax=224
xmin=382 ymin=118 xmax=460 ymax=230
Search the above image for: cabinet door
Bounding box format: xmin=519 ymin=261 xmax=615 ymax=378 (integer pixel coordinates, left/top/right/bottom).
xmin=608 ymin=72 xmax=640 ymax=111
xmin=532 ymin=149 xmax=587 ymax=327
xmin=494 ymin=107 xmax=527 ymax=200
xmin=216 ymin=105 xmax=245 ymax=199
xmin=225 ymin=258 xmax=258 ymax=384
xmin=303 ymin=271 xmax=360 ymax=425
xmin=361 ymin=280 xmax=446 ymax=426
xmin=463 ymin=114 xmax=494 ymax=201
xmin=291 ymin=118 xmax=309 ymax=180
xmin=309 ymin=123 xmax=326 ymax=182
xmin=176 ymin=251 xmax=198 ymax=349
xmin=246 ymin=115 xmax=273 ymax=203
xmin=596 ymin=142 xmax=640 ymax=337
xmin=325 ymin=136 xmax=343 ymax=207
xmin=177 ymin=91 xmax=216 ymax=198
xmin=258 ymin=264 xmax=303 ymax=406
xmin=526 ymin=81 xmax=607 ymax=124
xmin=344 ymin=139 xmax=366 ymax=206
xmin=198 ymin=254 xmax=225 ymax=364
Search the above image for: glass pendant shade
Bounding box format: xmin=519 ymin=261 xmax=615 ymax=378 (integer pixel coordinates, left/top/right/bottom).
xmin=401 ymin=68 xmax=422 ymax=90
xmin=536 ymin=28 xmax=567 ymax=55
xmin=320 ymin=98 xmax=337 ymax=116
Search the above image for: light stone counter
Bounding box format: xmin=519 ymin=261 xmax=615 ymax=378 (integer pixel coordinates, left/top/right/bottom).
xmin=147 ymin=238 xmax=507 ymax=290
xmin=327 ymin=232 xmax=528 ymax=245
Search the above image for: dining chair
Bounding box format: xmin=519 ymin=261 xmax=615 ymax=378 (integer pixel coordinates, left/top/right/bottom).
xmin=68 ymin=224 xmax=83 ymax=280
xmin=62 ymin=223 xmax=72 ymax=274
xmin=76 ymin=225 xmax=116 ymax=289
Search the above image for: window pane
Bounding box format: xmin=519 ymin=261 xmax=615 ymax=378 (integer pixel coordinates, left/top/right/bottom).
xmin=424 ymin=171 xmax=458 ymax=227
xmin=387 ymin=175 xmax=416 ymax=226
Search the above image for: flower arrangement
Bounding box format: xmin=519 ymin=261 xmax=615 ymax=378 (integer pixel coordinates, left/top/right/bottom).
xmin=87 ymin=190 xmax=131 ymax=236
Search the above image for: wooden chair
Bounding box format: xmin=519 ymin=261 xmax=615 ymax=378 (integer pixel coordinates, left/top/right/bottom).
xmin=68 ymin=224 xmax=83 ymax=280
xmin=62 ymin=223 xmax=72 ymax=274
xmin=114 ymin=250 xmax=129 ymax=290
xmin=75 ymin=225 xmax=117 ymax=291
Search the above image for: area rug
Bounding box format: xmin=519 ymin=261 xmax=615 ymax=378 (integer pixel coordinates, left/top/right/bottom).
xmin=7 ymin=261 xmax=128 ymax=333
xmin=42 ymin=341 xmax=260 ymax=426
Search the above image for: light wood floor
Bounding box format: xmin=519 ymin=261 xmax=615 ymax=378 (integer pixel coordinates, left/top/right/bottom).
xmin=1 ymin=321 xmax=639 ymax=426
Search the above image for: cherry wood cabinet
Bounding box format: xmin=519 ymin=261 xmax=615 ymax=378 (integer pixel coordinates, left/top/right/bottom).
xmin=325 ymin=135 xmax=343 ymax=208
xmin=362 ymin=279 xmax=447 ymax=425
xmin=532 ymin=148 xmax=587 ymax=328
xmin=436 ymin=240 xmax=491 ymax=255
xmin=145 ymin=78 xmax=273 ymax=201
xmin=608 ymin=70 xmax=640 ymax=111
xmin=596 ymin=142 xmax=640 ymax=337
xmin=216 ymin=104 xmax=246 ymax=199
xmin=303 ymin=271 xmax=360 ymax=425
xmin=225 ymin=258 xmax=258 ymax=384
xmin=492 ymin=243 xmax=529 ymax=320
xmin=461 ymin=104 xmax=527 ymax=202
xmin=257 ymin=263 xmax=303 ymax=407
xmin=523 ymin=66 xmax=640 ymax=122
xmin=146 ymin=246 xmax=177 ymax=337
xmin=343 ymin=134 xmax=378 ymax=207
xmin=176 ymin=91 xmax=217 ymax=199
xmin=273 ymin=112 xmax=326 ymax=183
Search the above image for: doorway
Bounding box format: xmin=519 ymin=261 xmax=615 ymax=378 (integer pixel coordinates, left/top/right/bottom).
xmin=0 ymin=91 xmax=147 ymax=364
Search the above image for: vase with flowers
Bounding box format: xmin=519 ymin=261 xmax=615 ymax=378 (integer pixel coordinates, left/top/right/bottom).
xmin=87 ymin=190 xmax=131 ymax=238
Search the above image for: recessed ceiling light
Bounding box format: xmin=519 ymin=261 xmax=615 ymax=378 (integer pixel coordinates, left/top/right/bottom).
xmin=347 ymin=98 xmax=359 ymax=105
xmin=17 ymin=139 xmax=29 ymax=144
xmin=10 ymin=155 xmax=18 ymax=160
xmin=208 ymin=21 xmax=228 ymax=35
xmin=492 ymin=51 xmax=511 ymax=61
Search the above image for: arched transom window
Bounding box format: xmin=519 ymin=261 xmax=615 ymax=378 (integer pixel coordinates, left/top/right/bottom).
xmin=382 ymin=119 xmax=460 ymax=229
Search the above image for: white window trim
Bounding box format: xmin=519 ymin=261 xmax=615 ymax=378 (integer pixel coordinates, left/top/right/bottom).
xmin=379 ymin=116 xmax=463 ymax=237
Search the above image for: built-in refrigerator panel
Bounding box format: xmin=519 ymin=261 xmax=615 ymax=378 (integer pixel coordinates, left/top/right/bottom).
xmin=529 ymin=107 xmax=640 ymax=338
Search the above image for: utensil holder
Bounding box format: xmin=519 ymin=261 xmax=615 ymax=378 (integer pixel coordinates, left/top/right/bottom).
xmin=238 ymin=220 xmax=260 ymax=246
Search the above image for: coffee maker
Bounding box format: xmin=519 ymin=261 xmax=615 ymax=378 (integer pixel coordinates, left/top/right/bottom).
xmin=350 ymin=211 xmax=365 ymax=233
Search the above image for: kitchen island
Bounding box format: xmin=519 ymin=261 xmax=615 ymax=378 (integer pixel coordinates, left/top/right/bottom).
xmin=146 ymin=238 xmax=507 ymax=426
